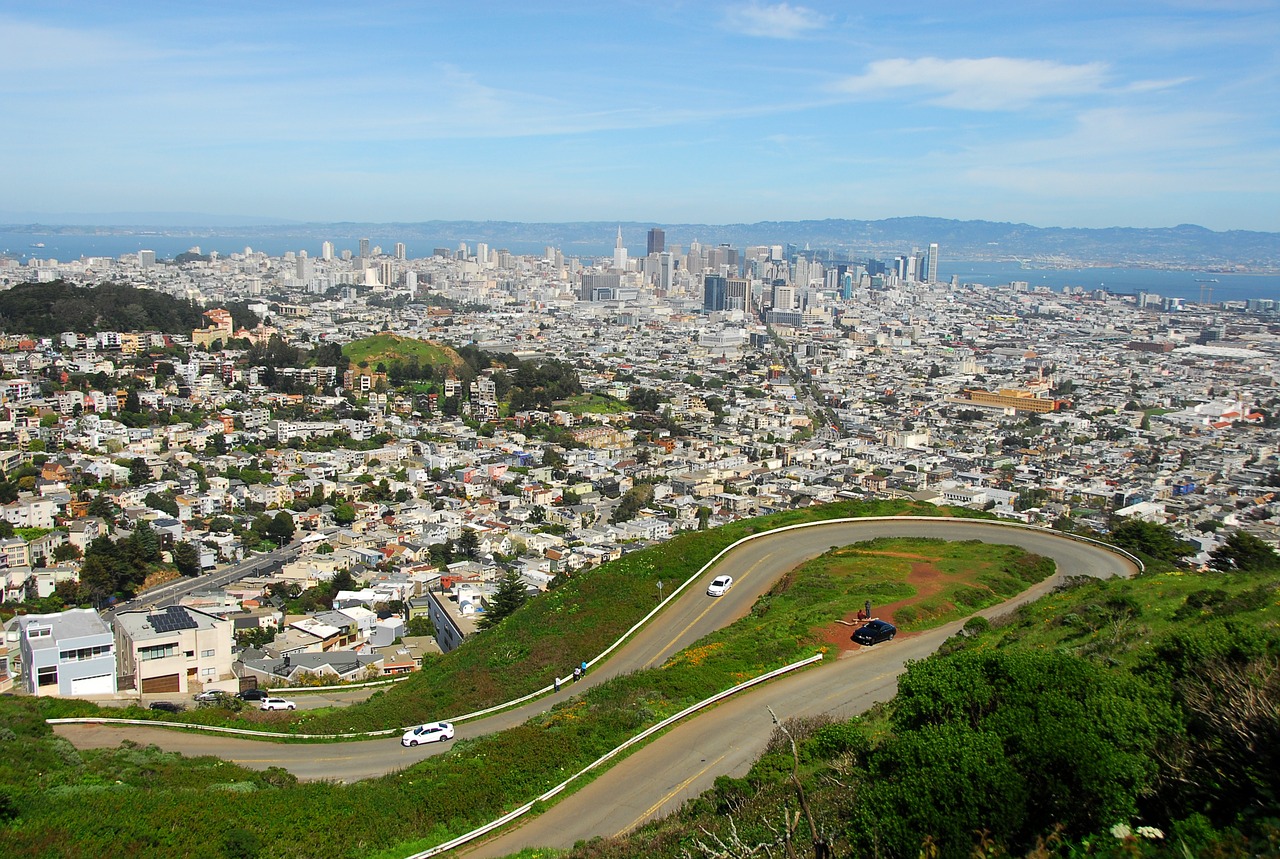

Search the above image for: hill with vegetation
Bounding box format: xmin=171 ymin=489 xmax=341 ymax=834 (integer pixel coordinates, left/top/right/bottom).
xmin=341 ymin=333 xmax=462 ymax=371
xmin=0 ymin=281 xmax=204 ymax=336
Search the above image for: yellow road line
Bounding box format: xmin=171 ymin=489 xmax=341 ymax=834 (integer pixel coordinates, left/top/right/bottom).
xmin=642 ymin=553 xmax=772 ymax=669
xmin=616 ymin=752 xmax=729 ymax=836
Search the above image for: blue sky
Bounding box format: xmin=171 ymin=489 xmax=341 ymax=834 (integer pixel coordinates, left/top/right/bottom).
xmin=2 ymin=1 xmax=1278 ymax=230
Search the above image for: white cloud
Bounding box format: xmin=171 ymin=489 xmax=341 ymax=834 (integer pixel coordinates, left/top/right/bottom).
xmin=832 ymin=57 xmax=1109 ymax=110
xmin=722 ymin=3 xmax=828 ymax=38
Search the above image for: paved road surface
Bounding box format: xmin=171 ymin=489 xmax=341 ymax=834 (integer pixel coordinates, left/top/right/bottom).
xmin=54 ymin=520 xmax=1134 ymax=845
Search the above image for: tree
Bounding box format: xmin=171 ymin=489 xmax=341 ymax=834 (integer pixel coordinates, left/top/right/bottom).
xmin=849 ymin=648 xmax=1172 ymax=858
xmin=129 ymin=457 xmax=151 ymax=487
xmin=1109 ymin=518 xmax=1195 ymax=564
xmin=127 ymin=521 xmax=160 ymax=564
xmin=144 ymin=491 xmax=179 ymax=518
xmin=77 ymin=555 xmax=116 ymax=605
xmin=52 ymin=543 xmax=82 ymax=562
xmin=267 ymin=511 xmax=296 ymax=543
xmin=478 ymin=570 xmax=529 ymax=629
xmin=172 ymin=540 xmax=201 ymax=576
xmin=457 ymin=527 xmax=480 ymax=560
xmin=1209 ymin=531 xmax=1280 ymax=572
xmin=405 ymin=616 xmax=434 ymax=637
xmin=333 ymin=503 xmax=356 ymax=525
xmin=87 ymin=494 xmax=117 ymax=523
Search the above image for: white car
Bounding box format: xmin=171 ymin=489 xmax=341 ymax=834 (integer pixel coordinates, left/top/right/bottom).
xmin=259 ymin=697 xmax=296 ymax=711
xmin=707 ymin=575 xmax=733 ymax=597
xmin=402 ymin=721 xmax=455 ymax=747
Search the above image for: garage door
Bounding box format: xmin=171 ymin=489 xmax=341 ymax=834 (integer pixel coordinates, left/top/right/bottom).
xmin=141 ymin=673 xmax=180 ymax=694
xmin=70 ymin=674 xmax=114 ymax=696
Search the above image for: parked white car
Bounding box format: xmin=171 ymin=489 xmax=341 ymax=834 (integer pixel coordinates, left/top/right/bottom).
xmin=707 ymin=575 xmax=733 ymax=597
xmin=260 ymin=697 xmax=296 ymax=711
xmin=402 ymin=721 xmax=455 ymax=747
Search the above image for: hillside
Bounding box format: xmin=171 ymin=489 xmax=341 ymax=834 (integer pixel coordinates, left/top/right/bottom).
xmin=0 ymin=280 xmax=204 ymax=336
xmin=341 ymin=333 xmax=462 ymax=370
xmin=564 ymin=565 xmax=1280 ymax=859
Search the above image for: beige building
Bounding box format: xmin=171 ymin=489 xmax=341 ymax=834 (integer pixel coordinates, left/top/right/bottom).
xmin=113 ymin=605 xmax=234 ymax=694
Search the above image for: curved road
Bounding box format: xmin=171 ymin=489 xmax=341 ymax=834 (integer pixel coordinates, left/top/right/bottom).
xmin=56 ymin=520 xmax=1135 ymax=847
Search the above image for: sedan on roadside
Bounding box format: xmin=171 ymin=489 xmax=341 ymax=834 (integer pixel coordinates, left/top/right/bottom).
xmin=852 ymin=619 xmax=897 ymax=646
xmin=402 ymin=721 xmax=455 ymax=747
xmin=707 ymin=575 xmax=734 ymax=597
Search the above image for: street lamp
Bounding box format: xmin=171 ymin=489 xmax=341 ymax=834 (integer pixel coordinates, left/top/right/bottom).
xmin=657 ymin=579 xmax=664 ymax=603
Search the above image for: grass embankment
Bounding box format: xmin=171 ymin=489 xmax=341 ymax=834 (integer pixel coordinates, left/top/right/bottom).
xmin=560 ymin=566 xmax=1280 ymax=859
xmin=2 ymin=502 xmax=1031 ymax=858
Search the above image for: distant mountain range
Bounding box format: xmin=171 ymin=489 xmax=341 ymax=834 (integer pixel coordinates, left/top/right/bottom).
xmin=2 ymin=216 xmax=1277 ymax=268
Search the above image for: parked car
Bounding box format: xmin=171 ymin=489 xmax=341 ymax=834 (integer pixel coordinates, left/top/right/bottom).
xmin=260 ymin=697 xmax=296 ymax=711
xmin=194 ymin=690 xmax=228 ymax=704
xmin=707 ymin=575 xmax=734 ymax=597
xmin=402 ymin=721 xmax=455 ymax=747
xmin=852 ymin=619 xmax=897 ymax=646
xmin=149 ymin=701 xmax=183 ymax=713
xmin=235 ymin=688 xmax=269 ymax=702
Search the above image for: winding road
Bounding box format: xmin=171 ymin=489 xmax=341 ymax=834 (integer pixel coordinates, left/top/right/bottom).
xmin=54 ymin=518 xmax=1137 ymax=854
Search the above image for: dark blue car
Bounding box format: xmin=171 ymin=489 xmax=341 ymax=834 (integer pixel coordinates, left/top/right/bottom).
xmin=852 ymin=619 xmax=897 ymax=645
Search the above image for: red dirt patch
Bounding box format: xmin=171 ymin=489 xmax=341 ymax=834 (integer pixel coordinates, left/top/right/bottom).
xmin=817 ymin=559 xmax=962 ymax=655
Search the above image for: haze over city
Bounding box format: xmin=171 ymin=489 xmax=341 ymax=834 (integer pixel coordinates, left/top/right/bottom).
xmin=3 ymin=0 xmax=1279 ymax=231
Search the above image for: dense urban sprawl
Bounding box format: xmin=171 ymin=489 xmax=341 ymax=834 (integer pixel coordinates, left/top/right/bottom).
xmin=2 ymin=232 xmax=1277 ymax=698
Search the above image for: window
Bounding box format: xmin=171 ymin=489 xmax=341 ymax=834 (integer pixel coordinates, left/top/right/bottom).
xmin=184 ymin=651 xmax=194 ymax=658
xmin=200 ymin=667 xmax=215 ymax=677
xmin=60 ymin=645 xmax=112 ymax=663
xmin=26 ymin=626 xmax=51 ymax=639
xmin=138 ymin=643 xmax=177 ymax=661
xmin=37 ymin=665 xmax=57 ymax=687
xmin=201 ymin=649 xmax=215 ymax=658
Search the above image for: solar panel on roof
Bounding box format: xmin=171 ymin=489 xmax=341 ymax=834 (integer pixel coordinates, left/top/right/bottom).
xmin=147 ymin=606 xmax=198 ymax=633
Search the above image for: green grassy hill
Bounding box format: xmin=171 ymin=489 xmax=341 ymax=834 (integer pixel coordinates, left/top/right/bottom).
xmin=342 ymin=333 xmax=461 ymax=369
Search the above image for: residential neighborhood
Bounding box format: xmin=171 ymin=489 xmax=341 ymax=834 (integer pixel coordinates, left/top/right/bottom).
xmin=2 ymin=235 xmax=1278 ymax=699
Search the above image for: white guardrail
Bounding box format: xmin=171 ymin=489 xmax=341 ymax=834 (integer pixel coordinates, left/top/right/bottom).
xmin=47 ymin=516 xmax=1140 ymax=741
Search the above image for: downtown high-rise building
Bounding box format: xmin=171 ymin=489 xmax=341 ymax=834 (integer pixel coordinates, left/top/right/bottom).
xmin=359 ymin=238 xmax=370 ymax=259
xmin=321 ymin=241 xmax=334 ymax=261
xmin=647 ymin=227 xmax=665 ymax=255
xmin=395 ymin=242 xmax=406 ymax=260
xmin=703 ymin=274 xmax=728 ymax=311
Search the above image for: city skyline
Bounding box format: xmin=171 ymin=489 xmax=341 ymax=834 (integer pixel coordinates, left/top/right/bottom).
xmin=2 ymin=1 xmax=1278 ymax=231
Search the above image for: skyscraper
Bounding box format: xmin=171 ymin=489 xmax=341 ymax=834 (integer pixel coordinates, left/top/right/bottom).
xmin=647 ymin=227 xmax=665 ymax=255
xmin=613 ymin=227 xmax=628 ymax=271
xmin=926 ymin=243 xmax=939 ymax=284
xmin=359 ymin=238 xmax=370 ymax=259
xmin=703 ymin=274 xmax=728 ymax=311
xmin=395 ymin=242 xmax=406 ymax=261
xmin=321 ymin=241 xmax=334 ymax=261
